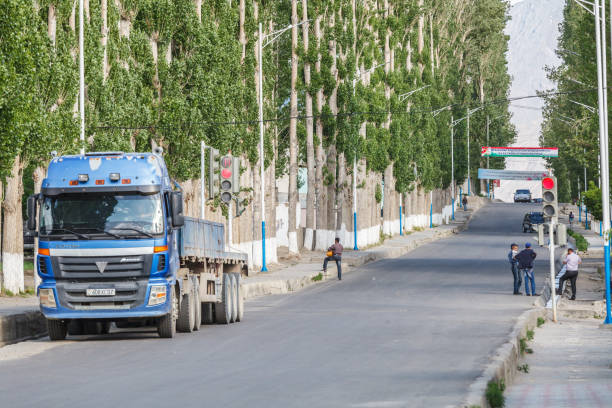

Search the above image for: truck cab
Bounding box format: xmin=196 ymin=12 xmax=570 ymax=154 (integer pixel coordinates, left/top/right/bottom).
xmin=28 ymin=151 xmax=246 ymax=340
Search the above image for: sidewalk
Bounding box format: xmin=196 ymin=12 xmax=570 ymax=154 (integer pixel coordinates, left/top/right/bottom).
xmin=504 ymin=205 xmax=611 ymax=408
xmin=0 ymin=198 xmax=486 ymax=346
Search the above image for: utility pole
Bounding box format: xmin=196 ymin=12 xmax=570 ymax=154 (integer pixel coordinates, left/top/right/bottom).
xmin=486 ymin=115 xmax=490 ymax=198
xmin=467 ymin=111 xmax=470 ymax=196
xmin=79 ymin=0 xmax=85 ymax=155
xmin=257 ymin=23 xmax=267 ymax=271
xmin=200 ymin=141 xmax=206 ymax=219
xmin=451 ymin=116 xmax=455 ymax=220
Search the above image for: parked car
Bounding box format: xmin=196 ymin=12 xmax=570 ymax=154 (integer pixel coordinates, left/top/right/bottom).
xmin=523 ymin=211 xmax=544 ymax=233
xmin=514 ymin=189 xmax=532 ymax=203
xmin=23 ymin=221 xmax=35 ymax=251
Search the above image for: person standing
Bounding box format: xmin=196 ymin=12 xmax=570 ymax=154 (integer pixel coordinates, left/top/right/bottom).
xmin=508 ymin=243 xmax=522 ymax=295
xmin=516 ymin=242 xmax=537 ymax=296
xmin=462 ymin=195 xmax=468 ymax=211
xmin=569 ymin=211 xmax=575 ymax=229
xmin=557 ymin=248 xmax=582 ymax=300
xmin=323 ymin=238 xmax=343 ymax=280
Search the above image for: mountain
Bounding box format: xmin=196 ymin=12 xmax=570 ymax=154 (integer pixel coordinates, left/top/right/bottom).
xmin=496 ymin=0 xmax=564 ymax=202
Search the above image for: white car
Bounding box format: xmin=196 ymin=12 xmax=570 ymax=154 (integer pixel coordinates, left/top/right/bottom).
xmin=514 ymin=189 xmax=532 ymax=203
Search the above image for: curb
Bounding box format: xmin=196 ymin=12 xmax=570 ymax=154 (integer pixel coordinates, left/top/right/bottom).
xmin=461 ymin=307 xmax=547 ymax=408
xmin=0 ymin=310 xmax=47 ymax=347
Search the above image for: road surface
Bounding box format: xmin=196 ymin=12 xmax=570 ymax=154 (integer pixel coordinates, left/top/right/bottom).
xmin=0 ymin=202 xmax=549 ymax=407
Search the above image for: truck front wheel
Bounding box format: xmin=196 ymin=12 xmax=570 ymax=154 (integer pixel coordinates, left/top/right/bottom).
xmin=47 ymin=319 xmax=67 ymax=341
xmin=177 ymin=285 xmax=195 ymax=333
xmin=157 ymin=288 xmax=177 ymax=338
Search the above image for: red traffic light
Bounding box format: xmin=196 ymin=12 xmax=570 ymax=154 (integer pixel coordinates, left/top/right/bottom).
xmin=221 ymin=168 xmax=232 ymax=179
xmin=542 ymin=177 xmax=554 ymax=189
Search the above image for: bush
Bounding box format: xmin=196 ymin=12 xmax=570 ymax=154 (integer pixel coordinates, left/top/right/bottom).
xmin=582 ymin=182 xmax=602 ymax=221
xmin=537 ymin=317 xmax=545 ymax=327
xmin=567 ymin=229 xmax=589 ymax=252
xmin=485 ymin=379 xmax=506 ymax=408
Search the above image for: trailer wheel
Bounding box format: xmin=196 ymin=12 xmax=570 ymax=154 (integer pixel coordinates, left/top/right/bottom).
xmin=157 ymin=288 xmax=177 ymax=338
xmin=233 ymin=273 xmax=244 ymax=322
xmin=215 ymin=274 xmax=232 ymax=324
xmin=47 ymin=319 xmax=67 ymax=341
xmin=192 ymin=277 xmax=201 ymax=331
xmin=177 ymin=286 xmax=195 ymax=333
xmin=229 ymin=274 xmax=238 ymax=323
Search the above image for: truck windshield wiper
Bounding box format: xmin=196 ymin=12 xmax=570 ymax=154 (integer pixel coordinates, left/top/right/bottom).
xmin=72 ymin=227 xmax=122 ymax=239
xmin=42 ymin=228 xmax=90 ymax=240
xmin=107 ymin=227 xmax=155 ymax=238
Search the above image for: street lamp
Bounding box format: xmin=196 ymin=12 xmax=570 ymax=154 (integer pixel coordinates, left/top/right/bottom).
xmin=573 ymin=0 xmax=611 ymax=324
xmin=257 ymin=20 xmax=309 ymax=271
xmin=466 ymin=105 xmax=484 ymax=195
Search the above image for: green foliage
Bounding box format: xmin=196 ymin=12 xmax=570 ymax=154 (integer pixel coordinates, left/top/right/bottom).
xmin=568 ymin=229 xmax=589 ymax=252
xmin=583 ymin=182 xmax=602 ymax=221
xmin=517 ymin=364 xmax=530 ymax=374
xmin=375 ymin=183 xmax=382 ymax=204
xmin=485 ymin=379 xmax=506 ymax=408
xmin=526 ymin=329 xmax=534 ymax=341
xmin=537 ymin=317 xmax=546 ymax=327
xmin=311 ymin=273 xmax=323 ymax=282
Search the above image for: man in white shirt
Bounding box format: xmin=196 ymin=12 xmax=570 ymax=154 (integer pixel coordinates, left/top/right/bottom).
xmin=557 ymin=248 xmax=582 ymax=300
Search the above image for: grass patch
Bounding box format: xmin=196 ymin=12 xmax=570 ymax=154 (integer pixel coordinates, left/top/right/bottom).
xmin=517 ymin=363 xmax=530 ymax=373
xmin=537 ymin=317 xmax=545 ymax=327
xmin=485 ymin=379 xmax=506 ymax=408
xmin=519 ymin=337 xmax=533 ymax=355
xmin=567 ymin=229 xmax=589 ymax=252
xmin=413 ymin=226 xmax=425 ymax=232
xmin=1 ymin=288 xmax=16 ymax=297
xmin=311 ymin=273 xmax=323 ymax=282
xmin=526 ymin=329 xmax=534 ymax=341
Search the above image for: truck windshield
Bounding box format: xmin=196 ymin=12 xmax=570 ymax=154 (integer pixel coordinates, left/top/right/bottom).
xmin=40 ymin=193 xmax=164 ymax=238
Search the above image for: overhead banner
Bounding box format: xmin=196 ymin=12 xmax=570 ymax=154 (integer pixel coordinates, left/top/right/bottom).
xmin=478 ymin=169 xmax=550 ymax=180
xmin=481 ymin=146 xmax=558 ymax=158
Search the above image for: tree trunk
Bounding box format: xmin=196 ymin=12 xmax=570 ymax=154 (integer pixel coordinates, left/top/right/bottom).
xmin=239 ymin=0 xmax=246 ymax=64
xmin=48 ymin=3 xmax=56 ymax=47
xmin=2 ymin=157 xmax=24 ymax=293
xmin=32 ymin=166 xmax=45 ymax=290
xmin=314 ymin=16 xmax=327 ymax=250
xmin=326 ymin=10 xmax=338 ymax=246
xmin=303 ymin=0 xmax=315 ymax=251
xmin=417 ymin=0 xmax=424 ymax=76
xmin=252 ymin=2 xmax=263 ymax=267
xmin=288 ymin=0 xmax=299 ymax=254
xmin=195 ymin=0 xmax=202 ymax=23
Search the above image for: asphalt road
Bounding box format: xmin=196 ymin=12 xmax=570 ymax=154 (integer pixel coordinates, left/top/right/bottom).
xmin=0 ymin=202 xmax=550 ymax=408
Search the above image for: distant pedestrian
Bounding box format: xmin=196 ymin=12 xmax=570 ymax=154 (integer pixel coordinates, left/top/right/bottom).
xmin=557 ymin=248 xmax=581 ymax=300
xmin=508 ymin=243 xmax=522 ymax=295
xmin=323 ymin=237 xmax=343 ymax=280
xmin=516 ymin=242 xmax=537 ymax=296
xmin=569 ymin=211 xmax=575 ymax=229
xmin=462 ymin=195 xmax=468 ymax=211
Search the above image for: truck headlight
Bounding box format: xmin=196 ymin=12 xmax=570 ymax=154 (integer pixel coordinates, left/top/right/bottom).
xmin=40 ymin=288 xmax=57 ymax=308
xmin=147 ymin=285 xmax=167 ymax=306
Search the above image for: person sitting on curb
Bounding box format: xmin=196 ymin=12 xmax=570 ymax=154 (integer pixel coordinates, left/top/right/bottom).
xmin=557 ymin=248 xmax=581 ymax=300
xmin=516 ymin=242 xmax=537 ymax=296
xmin=508 ymin=243 xmax=522 ymax=295
xmin=323 ymin=237 xmax=343 ymax=280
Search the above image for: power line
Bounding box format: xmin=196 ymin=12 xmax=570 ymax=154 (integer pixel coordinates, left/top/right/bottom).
xmin=94 ymin=87 xmax=597 ymax=131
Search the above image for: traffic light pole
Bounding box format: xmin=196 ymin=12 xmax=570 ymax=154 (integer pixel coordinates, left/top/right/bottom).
xmin=549 ymin=221 xmax=558 ymax=323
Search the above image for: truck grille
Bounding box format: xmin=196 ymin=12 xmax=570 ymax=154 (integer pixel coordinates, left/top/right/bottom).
xmin=51 ymin=255 xmax=152 ymax=279
xmin=55 ymin=279 xmax=148 ymax=310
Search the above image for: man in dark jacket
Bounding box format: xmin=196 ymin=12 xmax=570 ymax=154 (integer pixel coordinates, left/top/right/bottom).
xmin=508 ymin=243 xmax=521 ymax=295
xmin=516 ymin=242 xmax=537 ymax=296
xmin=323 ymin=238 xmax=343 ymax=280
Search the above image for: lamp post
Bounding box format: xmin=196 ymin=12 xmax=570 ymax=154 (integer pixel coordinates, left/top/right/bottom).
xmin=257 ymin=20 xmax=309 ymax=271
xmin=79 ymin=0 xmax=85 ymax=154
xmin=466 ymin=106 xmax=484 ymax=196
xmin=574 ymin=0 xmax=611 ymax=323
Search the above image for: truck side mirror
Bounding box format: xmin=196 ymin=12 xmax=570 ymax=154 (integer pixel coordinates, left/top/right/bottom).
xmin=170 ymin=191 xmax=184 ymax=228
xmin=27 ymin=195 xmax=37 ymax=231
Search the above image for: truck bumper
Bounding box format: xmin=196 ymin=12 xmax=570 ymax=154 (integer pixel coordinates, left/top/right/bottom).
xmin=39 ymin=279 xmax=172 ymax=320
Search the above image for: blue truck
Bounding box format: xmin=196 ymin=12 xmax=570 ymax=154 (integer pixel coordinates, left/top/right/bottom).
xmin=27 ymin=150 xmax=247 ymax=340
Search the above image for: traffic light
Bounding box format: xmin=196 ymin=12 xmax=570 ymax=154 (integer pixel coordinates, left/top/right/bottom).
xmin=220 ymin=155 xmax=233 ymax=203
xmin=542 ymin=176 xmax=558 ymax=221
xmin=208 ymin=148 xmax=220 ymax=199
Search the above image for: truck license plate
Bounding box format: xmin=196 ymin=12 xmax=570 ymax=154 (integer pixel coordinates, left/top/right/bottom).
xmin=86 ymin=288 xmax=115 ymax=296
